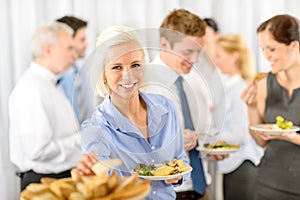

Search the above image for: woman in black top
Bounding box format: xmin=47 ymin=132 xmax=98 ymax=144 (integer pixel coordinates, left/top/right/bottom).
xmin=241 ymin=14 xmax=300 ymax=199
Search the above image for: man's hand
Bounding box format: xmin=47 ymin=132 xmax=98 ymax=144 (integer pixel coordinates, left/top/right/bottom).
xmin=183 ymin=129 xmax=198 ymax=151
xmin=208 ymin=154 xmax=229 ymax=161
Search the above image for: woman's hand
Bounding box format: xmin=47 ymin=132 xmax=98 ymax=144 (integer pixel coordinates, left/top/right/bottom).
xmin=254 ymin=131 xmax=299 ymax=143
xmin=75 ymin=152 xmax=99 ymax=176
xmin=257 ymin=131 xmax=300 ymax=145
xmin=256 ymin=131 xmax=277 ymax=141
xmin=165 ymin=176 xmax=182 ymax=184
xmin=281 ymin=132 xmax=300 ymax=145
xmin=241 ymin=82 xmax=258 ymax=107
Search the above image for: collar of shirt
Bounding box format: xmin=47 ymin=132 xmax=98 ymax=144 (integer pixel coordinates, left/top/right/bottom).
xmin=98 ymin=92 xmax=169 ymax=138
xmin=31 ymin=62 xmax=60 ymax=85
xmin=72 ymin=65 xmax=79 ymax=74
xmin=60 ymin=65 xmax=79 ymax=79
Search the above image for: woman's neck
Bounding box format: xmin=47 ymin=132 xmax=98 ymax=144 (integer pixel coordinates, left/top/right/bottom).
xmin=111 ymin=93 xmax=139 ymax=116
xmin=111 ymin=92 xmax=147 ymax=126
xmin=278 ymin=59 xmax=300 ymax=85
xmin=111 ymin=92 xmax=149 ymax=140
xmin=277 ymin=58 xmax=300 ymax=98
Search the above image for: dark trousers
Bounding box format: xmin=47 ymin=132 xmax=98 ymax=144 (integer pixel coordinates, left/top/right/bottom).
xmin=224 ymin=160 xmax=257 ymax=200
xmin=19 ymin=169 xmax=71 ymax=191
xmin=176 ymin=190 xmax=211 ymax=200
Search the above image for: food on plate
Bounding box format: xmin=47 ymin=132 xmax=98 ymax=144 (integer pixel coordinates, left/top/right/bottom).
xmin=133 ymin=159 xmax=191 ymax=176
xmin=264 ymin=115 xmax=294 ymax=131
xmin=276 ymin=115 xmax=293 ymax=130
xmin=203 ymin=141 xmax=240 ymax=150
xmin=253 ymin=72 xmax=268 ymax=82
xmin=20 ymin=159 xmax=150 ymax=200
xmin=152 ymin=166 xmax=175 ymax=176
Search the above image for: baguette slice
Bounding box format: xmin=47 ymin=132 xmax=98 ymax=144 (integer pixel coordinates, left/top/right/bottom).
xmin=91 ymin=159 xmax=123 ymax=175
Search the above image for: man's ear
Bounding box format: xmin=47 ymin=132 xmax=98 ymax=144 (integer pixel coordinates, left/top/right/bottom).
xmin=160 ymin=36 xmax=171 ymax=50
xmin=43 ymin=43 xmax=52 ymax=57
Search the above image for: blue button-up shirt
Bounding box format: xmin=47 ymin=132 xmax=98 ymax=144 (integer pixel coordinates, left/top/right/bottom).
xmin=81 ymin=92 xmax=188 ymax=199
xmin=59 ymin=66 xmax=93 ymax=124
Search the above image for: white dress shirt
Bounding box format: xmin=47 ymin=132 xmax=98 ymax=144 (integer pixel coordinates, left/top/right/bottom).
xmin=9 ymin=62 xmax=81 ymax=174
xmin=142 ymin=55 xmax=212 ymax=191
xmin=216 ymin=75 xmax=264 ymax=173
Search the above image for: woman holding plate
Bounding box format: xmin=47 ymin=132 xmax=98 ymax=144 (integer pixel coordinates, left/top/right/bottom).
xmin=241 ymin=14 xmax=300 ymax=199
xmin=75 ymin=25 xmax=189 ymax=200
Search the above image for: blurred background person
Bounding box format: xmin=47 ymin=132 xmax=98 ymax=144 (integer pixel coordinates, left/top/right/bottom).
xmin=201 ymin=17 xmax=225 ymax=129
xmin=199 ymin=18 xmax=225 ymax=200
xmin=203 ymin=18 xmax=220 ymax=62
xmin=214 ymin=33 xmax=264 ymax=200
xmin=241 ymin=14 xmax=300 ymax=200
xmin=56 ymin=16 xmax=94 ymax=125
xmin=9 ymin=22 xmax=80 ymax=190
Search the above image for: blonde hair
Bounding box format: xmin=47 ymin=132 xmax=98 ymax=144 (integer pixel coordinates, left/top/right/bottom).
xmin=216 ymin=34 xmax=255 ymax=80
xmin=95 ymin=25 xmax=149 ymax=97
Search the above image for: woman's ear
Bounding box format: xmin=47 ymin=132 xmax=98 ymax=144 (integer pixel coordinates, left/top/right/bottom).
xmin=232 ymin=51 xmax=239 ymax=64
xmin=290 ymin=40 xmax=299 ymax=50
xmin=102 ymin=73 xmax=107 ymax=85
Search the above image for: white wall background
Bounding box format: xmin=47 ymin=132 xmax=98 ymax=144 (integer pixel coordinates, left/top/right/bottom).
xmin=1 ymin=0 xmax=300 ymax=199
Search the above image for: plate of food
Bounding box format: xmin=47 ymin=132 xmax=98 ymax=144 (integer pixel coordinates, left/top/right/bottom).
xmin=197 ymin=141 xmax=240 ymax=155
xmin=133 ymin=160 xmax=192 ymax=181
xmin=249 ymin=124 xmax=300 ymax=135
xmin=249 ymin=116 xmax=300 ymax=135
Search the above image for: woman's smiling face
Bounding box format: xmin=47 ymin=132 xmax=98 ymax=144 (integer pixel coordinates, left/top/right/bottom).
xmin=104 ymin=42 xmax=145 ymax=100
xmin=258 ymin=30 xmax=298 ymax=74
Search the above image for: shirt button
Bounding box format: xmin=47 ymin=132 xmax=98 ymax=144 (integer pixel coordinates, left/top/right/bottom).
xmin=152 ymin=159 xmax=155 ymax=163
xmin=151 ymin=146 xmax=155 ymax=150
xmin=153 ymin=191 xmax=156 ymax=194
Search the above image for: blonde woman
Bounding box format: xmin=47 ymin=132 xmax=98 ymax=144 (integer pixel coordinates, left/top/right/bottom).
xmin=76 ymin=25 xmax=189 ymax=200
xmin=214 ymin=34 xmax=264 ymax=200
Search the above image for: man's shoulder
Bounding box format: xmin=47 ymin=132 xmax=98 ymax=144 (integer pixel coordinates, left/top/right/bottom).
xmin=11 ymin=70 xmax=36 ymax=93
xmin=10 ymin=69 xmax=53 ymax=104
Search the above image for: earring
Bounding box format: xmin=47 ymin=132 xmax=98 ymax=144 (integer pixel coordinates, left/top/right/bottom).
xmin=103 ymin=79 xmax=107 ymax=84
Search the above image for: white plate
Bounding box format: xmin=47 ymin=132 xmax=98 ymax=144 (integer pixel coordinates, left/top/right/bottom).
xmin=197 ymin=147 xmax=239 ymax=155
xmin=250 ymin=124 xmax=300 ymax=135
xmin=137 ymin=167 xmax=192 ymax=181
